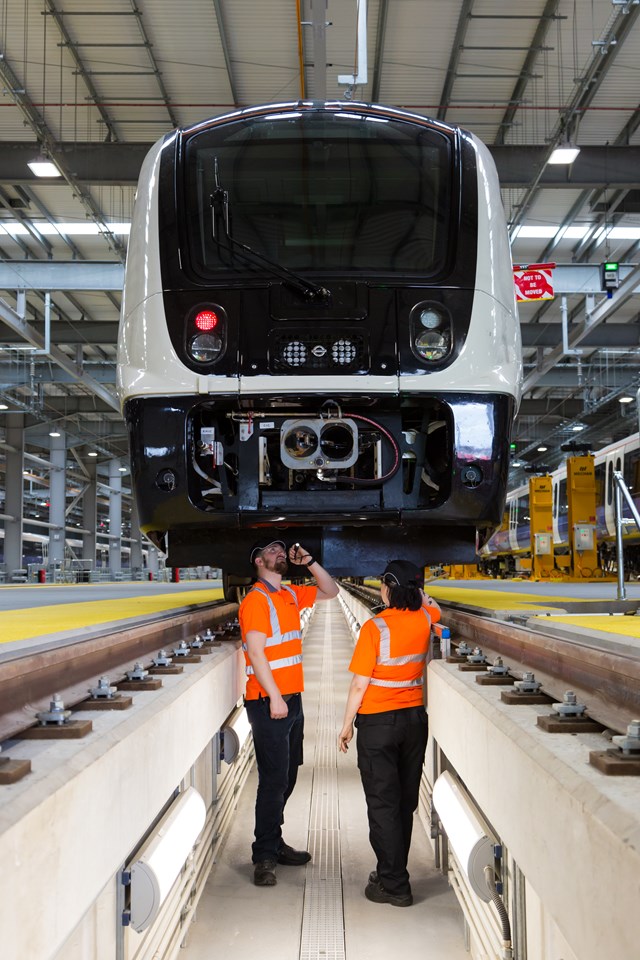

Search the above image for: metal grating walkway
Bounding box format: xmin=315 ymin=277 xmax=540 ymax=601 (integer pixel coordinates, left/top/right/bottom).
xmin=300 ymin=603 xmax=349 ymax=960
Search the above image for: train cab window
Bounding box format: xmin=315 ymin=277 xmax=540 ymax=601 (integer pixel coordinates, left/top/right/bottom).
xmin=553 ymin=481 xmax=558 ymax=520
xmin=183 ymin=110 xmax=452 ymax=278
xmin=623 ymin=454 xmax=636 ymax=490
xmin=595 ymin=462 xmax=605 ymax=508
xmin=607 ymin=462 xmax=613 ymax=506
xmin=516 ymin=494 xmax=529 ymax=529
xmin=558 ymin=479 xmax=568 ymax=518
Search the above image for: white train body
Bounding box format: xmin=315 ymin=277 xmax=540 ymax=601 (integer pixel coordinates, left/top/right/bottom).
xmin=482 ymin=432 xmax=640 ymax=564
xmin=117 ymin=101 xmax=521 ymax=577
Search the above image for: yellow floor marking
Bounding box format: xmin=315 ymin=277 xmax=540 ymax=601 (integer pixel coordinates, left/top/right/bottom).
xmin=0 ymin=588 xmax=224 ymax=644
xmin=530 ymin=614 xmax=640 ymax=639
xmin=427 ymin=585 xmax=576 ymax=611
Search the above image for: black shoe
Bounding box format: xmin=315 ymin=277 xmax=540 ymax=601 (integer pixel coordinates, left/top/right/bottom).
xmin=368 ymin=870 xmax=379 ymax=884
xmin=254 ymin=860 xmax=277 ymax=886
xmin=277 ymin=842 xmax=312 ymax=866
xmin=364 ymin=880 xmax=413 ymax=907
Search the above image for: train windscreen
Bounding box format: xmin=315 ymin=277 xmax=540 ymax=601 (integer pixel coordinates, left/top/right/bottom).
xmin=183 ymin=111 xmax=452 ymax=277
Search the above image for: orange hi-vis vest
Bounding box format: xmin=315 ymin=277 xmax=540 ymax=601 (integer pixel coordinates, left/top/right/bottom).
xmin=241 ymin=582 xmax=306 ymax=699
xmin=349 ymin=604 xmax=435 ymax=714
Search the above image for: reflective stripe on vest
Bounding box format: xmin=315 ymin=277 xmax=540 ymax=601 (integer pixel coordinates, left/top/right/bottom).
xmin=369 ymin=609 xmax=430 ymax=688
xmin=246 ymin=653 xmax=302 ymax=676
xmin=242 ymin=584 xmax=303 ymax=678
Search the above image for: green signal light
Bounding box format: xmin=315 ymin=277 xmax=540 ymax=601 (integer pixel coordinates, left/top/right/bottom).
xmin=604 ymin=262 xmax=619 ymax=271
xmin=510 ymin=442 xmax=517 ymax=451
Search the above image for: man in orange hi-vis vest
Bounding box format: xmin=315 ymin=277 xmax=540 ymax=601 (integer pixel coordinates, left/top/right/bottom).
xmin=338 ymin=559 xmax=441 ymax=907
xmin=239 ymin=538 xmax=338 ymax=887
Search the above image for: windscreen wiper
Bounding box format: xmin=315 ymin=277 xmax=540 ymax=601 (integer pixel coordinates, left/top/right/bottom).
xmin=210 ymin=158 xmax=331 ymax=304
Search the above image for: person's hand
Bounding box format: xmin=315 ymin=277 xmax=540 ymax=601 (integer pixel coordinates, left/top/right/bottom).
xmin=289 ymin=543 xmax=314 ymax=566
xmin=270 ymin=694 xmax=289 ymax=719
xmin=338 ymin=724 xmax=353 ymax=753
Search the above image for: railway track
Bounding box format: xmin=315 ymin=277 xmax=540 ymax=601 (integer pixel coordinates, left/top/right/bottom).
xmin=341 ymin=582 xmax=640 ymax=736
xmin=0 ymin=600 xmax=238 ymax=747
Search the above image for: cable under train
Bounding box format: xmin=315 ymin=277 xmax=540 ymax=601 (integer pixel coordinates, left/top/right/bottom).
xmin=117 ymin=100 xmax=521 ymax=586
xmin=481 ymin=432 xmax=640 ymax=575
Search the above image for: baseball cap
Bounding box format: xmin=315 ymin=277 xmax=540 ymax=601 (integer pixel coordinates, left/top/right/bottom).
xmin=381 ymin=559 xmax=424 ymax=587
xmin=249 ymin=539 xmax=287 ymax=564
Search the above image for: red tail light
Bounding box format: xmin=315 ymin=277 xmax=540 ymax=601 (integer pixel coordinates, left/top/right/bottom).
xmin=194 ymin=310 xmax=219 ymax=331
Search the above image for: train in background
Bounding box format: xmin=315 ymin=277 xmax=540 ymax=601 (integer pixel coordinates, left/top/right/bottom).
xmin=480 ymin=432 xmax=640 ymax=576
xmin=117 ymin=99 xmax=521 ymax=587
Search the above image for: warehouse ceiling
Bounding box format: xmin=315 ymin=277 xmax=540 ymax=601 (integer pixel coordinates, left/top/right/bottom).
xmin=1 ymin=0 xmax=640 ymax=500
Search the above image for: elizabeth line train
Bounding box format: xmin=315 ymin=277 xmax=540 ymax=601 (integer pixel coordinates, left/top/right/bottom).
xmin=117 ymin=99 xmax=521 ymax=581
xmin=481 ymin=432 xmax=640 ymax=575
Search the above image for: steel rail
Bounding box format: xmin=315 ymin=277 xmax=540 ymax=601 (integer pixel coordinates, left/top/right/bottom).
xmin=441 ymin=607 xmax=640 ymax=734
xmin=340 ymin=583 xmax=640 ymax=733
xmin=0 ymin=601 xmax=238 ymax=743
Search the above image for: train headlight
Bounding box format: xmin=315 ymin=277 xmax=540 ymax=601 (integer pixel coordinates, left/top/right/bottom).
xmin=283 ymin=341 xmax=307 ymax=367
xmin=186 ymin=303 xmax=226 ymax=364
xmin=189 ymin=333 xmax=223 ymax=363
xmin=410 ymin=301 xmax=452 ymax=363
xmin=331 ymin=339 xmax=357 ymax=365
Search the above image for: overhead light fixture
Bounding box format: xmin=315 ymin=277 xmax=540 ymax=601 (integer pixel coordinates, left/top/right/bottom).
xmin=49 ymin=430 xmax=61 ymax=438
xmin=119 ymin=466 xmax=127 ymax=472
xmin=537 ymin=445 xmax=548 ymax=452
xmin=548 ymin=145 xmax=581 ymax=165
xmin=0 ymin=403 xmax=8 ymax=410
xmin=572 ymin=425 xmax=585 ymax=432
xmin=88 ymin=451 xmax=98 ymax=458
xmin=27 ymin=155 xmax=61 ymax=178
xmin=619 ymin=396 xmax=634 ymax=404
xmin=127 ymin=787 xmax=206 ymax=933
xmin=432 ymin=771 xmax=495 ymax=902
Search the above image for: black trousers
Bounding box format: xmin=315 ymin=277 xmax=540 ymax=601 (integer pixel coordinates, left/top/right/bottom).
xmin=244 ymin=693 xmax=304 ymax=863
xmin=355 ymin=705 xmax=428 ymax=897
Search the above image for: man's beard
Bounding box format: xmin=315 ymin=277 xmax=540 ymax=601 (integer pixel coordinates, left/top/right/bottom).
xmin=265 ymin=556 xmax=288 ymax=575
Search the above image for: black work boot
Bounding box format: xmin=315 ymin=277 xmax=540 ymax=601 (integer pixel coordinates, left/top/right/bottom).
xmin=253 ymin=859 xmax=277 ymax=886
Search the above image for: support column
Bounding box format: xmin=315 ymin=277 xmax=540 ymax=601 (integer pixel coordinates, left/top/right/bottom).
xmin=147 ymin=546 xmax=160 ymax=578
xmin=4 ymin=413 xmax=25 ymax=575
xmin=82 ymin=451 xmax=97 ymax=566
xmin=129 ymin=492 xmax=143 ymax=572
xmin=49 ymin=431 xmax=66 ymax=567
xmin=108 ymin=459 xmax=122 ymax=574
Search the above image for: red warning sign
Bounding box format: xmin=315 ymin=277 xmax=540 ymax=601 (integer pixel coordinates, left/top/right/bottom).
xmin=513 ymin=262 xmax=555 ymax=303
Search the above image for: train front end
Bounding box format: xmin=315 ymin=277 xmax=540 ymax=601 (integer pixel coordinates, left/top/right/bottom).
xmin=117 ymin=101 xmax=521 ymax=577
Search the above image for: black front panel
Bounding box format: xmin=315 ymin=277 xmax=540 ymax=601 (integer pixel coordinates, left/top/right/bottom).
xmin=124 ymin=392 xmax=514 ymax=571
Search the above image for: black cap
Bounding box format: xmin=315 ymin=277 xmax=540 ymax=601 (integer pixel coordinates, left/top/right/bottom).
xmin=381 ymin=559 xmax=424 ymax=587
xmin=249 ymin=539 xmax=287 ymax=564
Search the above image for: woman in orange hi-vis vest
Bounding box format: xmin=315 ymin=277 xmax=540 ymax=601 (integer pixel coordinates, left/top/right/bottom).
xmin=338 ymin=559 xmax=441 ymax=907
xmin=239 ymin=538 xmax=338 ymax=888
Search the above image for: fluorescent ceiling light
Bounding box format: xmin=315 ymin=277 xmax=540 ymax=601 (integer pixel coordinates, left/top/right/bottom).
xmin=0 ymin=222 xmax=131 ymax=237
xmin=548 ymin=146 xmax=581 ymax=165
xmin=87 ymin=451 xmax=98 ymax=457
xmin=537 ymin=445 xmax=548 ymax=452
xmin=49 ymin=431 xmax=61 ymax=437
xmin=619 ymin=396 xmax=634 ymax=403
xmin=27 ymin=157 xmax=61 ymax=177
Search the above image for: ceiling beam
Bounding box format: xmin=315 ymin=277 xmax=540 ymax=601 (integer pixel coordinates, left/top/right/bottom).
xmin=3 ymin=142 xmax=640 ymax=189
